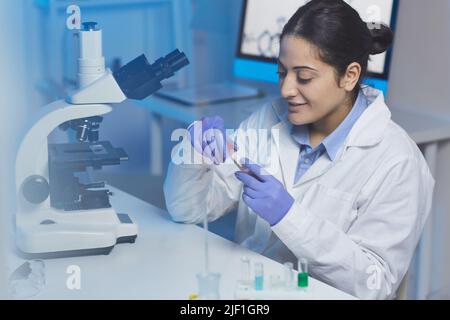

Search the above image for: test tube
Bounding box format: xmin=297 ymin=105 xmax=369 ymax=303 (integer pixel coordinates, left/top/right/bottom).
xmin=269 ymin=274 xmax=282 ymax=290
xmin=283 ymin=262 xmax=295 ymax=290
xmin=227 ymin=140 xmax=244 ymax=170
xmin=228 ymin=142 xmax=263 ymax=181
xmin=297 ymin=258 xmax=308 ymax=290
xmin=254 ymin=262 xmax=264 ymax=291
xmin=240 ymin=256 xmax=251 ymax=284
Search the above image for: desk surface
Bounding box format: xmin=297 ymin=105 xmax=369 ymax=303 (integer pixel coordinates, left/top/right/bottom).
xmin=390 ymin=107 xmax=450 ymax=144
xmin=10 ymin=187 xmax=356 ymax=300
xmin=136 ymin=94 xmax=450 ymax=145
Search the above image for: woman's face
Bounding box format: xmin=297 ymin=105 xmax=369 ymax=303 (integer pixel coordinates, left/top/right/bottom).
xmin=278 ymin=36 xmax=353 ymax=127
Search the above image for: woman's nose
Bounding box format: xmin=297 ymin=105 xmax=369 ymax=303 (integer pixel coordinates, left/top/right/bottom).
xmin=280 ymin=76 xmax=298 ymax=99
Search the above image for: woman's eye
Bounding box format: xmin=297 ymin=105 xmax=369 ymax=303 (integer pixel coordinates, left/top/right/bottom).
xmin=276 ymin=70 xmax=312 ymax=84
xmin=297 ymin=78 xmax=312 ymax=84
xmin=276 ymin=71 xmax=286 ymax=78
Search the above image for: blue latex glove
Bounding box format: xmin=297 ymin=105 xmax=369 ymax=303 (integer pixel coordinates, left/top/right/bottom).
xmin=188 ymin=116 xmax=236 ymax=164
xmin=234 ymin=160 xmax=294 ymax=226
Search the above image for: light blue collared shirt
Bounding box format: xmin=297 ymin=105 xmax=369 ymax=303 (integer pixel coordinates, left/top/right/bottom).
xmin=291 ymin=90 xmax=368 ymax=184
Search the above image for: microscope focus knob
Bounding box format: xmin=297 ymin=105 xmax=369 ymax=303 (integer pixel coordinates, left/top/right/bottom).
xmin=22 ymin=175 xmax=50 ymax=204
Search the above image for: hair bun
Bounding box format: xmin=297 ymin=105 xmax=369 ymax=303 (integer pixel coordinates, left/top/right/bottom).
xmin=368 ymin=23 xmax=393 ymax=55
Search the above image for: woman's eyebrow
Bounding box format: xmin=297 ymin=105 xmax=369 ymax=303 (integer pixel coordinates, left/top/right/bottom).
xmin=277 ymin=59 xmax=317 ymax=71
xmin=293 ymin=66 xmax=317 ymax=72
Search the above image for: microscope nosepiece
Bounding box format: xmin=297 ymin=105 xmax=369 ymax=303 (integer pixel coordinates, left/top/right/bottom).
xmin=70 ymin=116 xmax=103 ymax=142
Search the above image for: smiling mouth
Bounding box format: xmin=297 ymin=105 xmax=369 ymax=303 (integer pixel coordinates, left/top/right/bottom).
xmin=288 ymin=102 xmax=308 ymax=110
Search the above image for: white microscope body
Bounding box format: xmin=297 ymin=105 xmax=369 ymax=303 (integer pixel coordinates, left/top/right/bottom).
xmin=15 ymin=22 xmax=189 ymax=258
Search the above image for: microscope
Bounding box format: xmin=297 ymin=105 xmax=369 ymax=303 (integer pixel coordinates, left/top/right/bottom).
xmin=15 ymin=22 xmax=189 ymax=258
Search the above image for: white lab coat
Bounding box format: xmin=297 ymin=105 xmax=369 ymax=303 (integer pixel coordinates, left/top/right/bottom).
xmin=163 ymin=87 xmax=435 ymax=299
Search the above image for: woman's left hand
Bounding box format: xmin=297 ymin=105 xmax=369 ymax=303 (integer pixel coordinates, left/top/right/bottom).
xmin=234 ymin=160 xmax=294 ymax=226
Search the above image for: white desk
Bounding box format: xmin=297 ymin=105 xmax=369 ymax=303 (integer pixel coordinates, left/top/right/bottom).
xmin=9 ymin=186 xmax=356 ymax=300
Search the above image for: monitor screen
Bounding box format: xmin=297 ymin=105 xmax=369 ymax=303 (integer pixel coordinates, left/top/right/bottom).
xmin=234 ymin=0 xmax=399 ymax=89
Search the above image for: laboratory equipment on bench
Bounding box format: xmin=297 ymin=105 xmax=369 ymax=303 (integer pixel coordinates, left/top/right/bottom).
xmin=254 ymin=262 xmax=264 ymax=291
xmin=195 ymin=212 xmax=222 ymax=300
xmin=196 ymin=272 xmax=221 ymax=300
xmin=234 ymin=256 xmax=252 ymax=296
xmin=283 ymin=261 xmax=296 ymax=290
xmin=298 ymin=258 xmax=309 ymax=290
xmin=240 ymin=256 xmax=252 ymax=286
xmin=15 ymin=21 xmax=189 ymax=258
xmin=9 ymin=260 xmax=46 ymax=299
xmin=234 ymin=260 xmax=312 ymax=300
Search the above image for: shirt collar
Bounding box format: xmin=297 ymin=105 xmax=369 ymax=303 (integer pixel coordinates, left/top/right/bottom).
xmin=291 ymin=90 xmax=368 ymax=161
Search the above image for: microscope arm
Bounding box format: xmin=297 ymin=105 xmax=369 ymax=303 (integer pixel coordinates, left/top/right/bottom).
xmin=15 ymin=100 xmax=112 ymax=194
xmin=67 ymin=69 xmax=126 ymax=104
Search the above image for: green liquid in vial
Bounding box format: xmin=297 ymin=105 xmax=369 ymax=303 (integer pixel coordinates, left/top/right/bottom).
xmin=297 ymin=272 xmax=308 ymax=288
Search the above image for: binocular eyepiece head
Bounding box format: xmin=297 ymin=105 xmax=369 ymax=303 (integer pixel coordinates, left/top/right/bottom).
xmin=113 ymin=49 xmax=189 ymax=100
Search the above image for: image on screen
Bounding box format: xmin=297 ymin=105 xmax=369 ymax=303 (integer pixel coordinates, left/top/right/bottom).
xmin=238 ymin=0 xmax=397 ymax=78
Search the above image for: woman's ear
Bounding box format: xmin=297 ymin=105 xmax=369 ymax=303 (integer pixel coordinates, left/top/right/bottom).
xmin=340 ymin=62 xmax=361 ymax=92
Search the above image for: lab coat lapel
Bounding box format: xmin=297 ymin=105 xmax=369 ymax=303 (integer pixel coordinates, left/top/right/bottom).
xmin=345 ymin=88 xmax=391 ymax=149
xmin=270 ymin=98 xmax=334 ymax=190
xmin=251 ymin=119 xmax=298 ymax=252
xmin=272 ymin=121 xmax=300 ymax=192
xmin=271 ymin=114 xmax=334 ymax=189
xmin=242 ymin=99 xmax=298 ymax=253
xmin=295 ymin=153 xmax=334 ymax=187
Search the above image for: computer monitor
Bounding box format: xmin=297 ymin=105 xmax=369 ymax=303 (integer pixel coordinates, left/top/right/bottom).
xmin=234 ymin=0 xmax=399 ymax=93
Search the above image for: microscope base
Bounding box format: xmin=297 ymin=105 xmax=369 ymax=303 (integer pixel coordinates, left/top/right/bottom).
xmin=16 ymin=234 xmax=137 ymax=260
xmin=16 ymin=208 xmax=138 ymax=259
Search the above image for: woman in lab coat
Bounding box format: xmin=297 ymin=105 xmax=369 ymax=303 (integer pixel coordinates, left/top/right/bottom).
xmin=164 ymin=0 xmax=434 ymax=299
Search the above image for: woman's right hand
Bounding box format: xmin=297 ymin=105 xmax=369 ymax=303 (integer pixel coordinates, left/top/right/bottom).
xmin=188 ymin=116 xmax=236 ymax=165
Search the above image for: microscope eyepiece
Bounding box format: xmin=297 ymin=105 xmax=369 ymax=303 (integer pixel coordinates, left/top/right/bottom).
xmin=113 ymin=49 xmax=190 ymax=100
xmin=165 ymin=49 xmax=190 ymax=72
xmin=151 ymin=49 xmax=190 ymax=79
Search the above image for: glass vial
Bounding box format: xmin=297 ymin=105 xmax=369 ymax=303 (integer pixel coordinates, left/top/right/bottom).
xmin=297 ymin=258 xmax=308 ymax=289
xmin=254 ymin=262 xmax=264 ymax=291
xmin=283 ymin=261 xmax=295 ymax=290
xmin=240 ymin=256 xmax=251 ymax=284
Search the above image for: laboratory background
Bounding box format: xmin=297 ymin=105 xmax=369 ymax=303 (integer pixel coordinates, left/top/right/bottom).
xmin=1 ymin=0 xmax=450 ymax=301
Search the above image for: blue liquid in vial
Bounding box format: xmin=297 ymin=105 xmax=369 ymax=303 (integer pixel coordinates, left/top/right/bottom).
xmin=254 ymin=276 xmax=264 ymax=291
